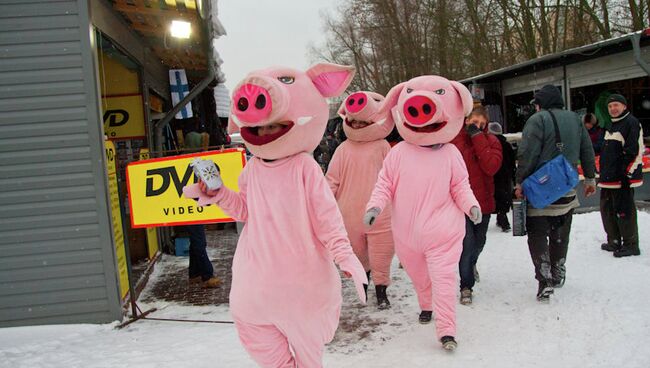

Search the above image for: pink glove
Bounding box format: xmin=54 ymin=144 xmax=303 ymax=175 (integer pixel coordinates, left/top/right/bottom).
xmin=338 ymin=255 xmax=368 ymax=304
xmin=182 ymin=183 xmax=220 ymax=206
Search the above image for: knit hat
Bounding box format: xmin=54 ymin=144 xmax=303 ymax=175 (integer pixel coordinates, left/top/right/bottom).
xmin=607 ymin=94 xmax=627 ymax=106
xmin=488 ymin=122 xmax=503 ymax=135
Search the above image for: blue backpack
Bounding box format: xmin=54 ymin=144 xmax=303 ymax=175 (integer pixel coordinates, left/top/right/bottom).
xmin=522 ymin=111 xmax=579 ymax=209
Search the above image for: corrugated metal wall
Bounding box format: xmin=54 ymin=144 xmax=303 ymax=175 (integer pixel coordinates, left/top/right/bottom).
xmin=0 ymin=0 xmax=123 ymax=326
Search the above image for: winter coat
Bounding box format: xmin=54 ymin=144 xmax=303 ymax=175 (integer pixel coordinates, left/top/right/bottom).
xmin=493 ymin=134 xmax=516 ymax=213
xmin=587 ymin=126 xmax=605 ymax=155
xmin=516 ymin=108 xmax=596 ymax=216
xmin=598 ymin=111 xmax=644 ymax=189
xmin=450 ymin=127 xmax=503 ymax=214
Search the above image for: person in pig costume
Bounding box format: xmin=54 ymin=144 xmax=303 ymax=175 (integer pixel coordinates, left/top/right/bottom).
xmin=326 ymin=91 xmax=396 ymax=309
xmin=183 ymin=63 xmax=368 ymax=367
xmin=364 ymin=76 xmax=481 ymax=351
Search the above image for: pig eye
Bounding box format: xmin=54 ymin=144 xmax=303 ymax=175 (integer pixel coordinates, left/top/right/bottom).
xmin=373 ymin=98 xmax=381 ymax=102
xmin=406 ymin=88 xmax=413 ymax=93
xmin=434 ymin=89 xmax=445 ymax=95
xmin=277 ymin=76 xmax=295 ymax=84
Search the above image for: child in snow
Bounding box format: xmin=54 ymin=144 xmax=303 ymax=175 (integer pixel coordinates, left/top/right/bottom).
xmin=326 ymin=91 xmax=396 ymax=309
xmin=364 ymin=75 xmax=480 ymax=351
xmin=184 ymin=63 xmax=367 ymax=367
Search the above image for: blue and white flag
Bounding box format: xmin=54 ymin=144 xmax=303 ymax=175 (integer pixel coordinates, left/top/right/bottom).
xmin=169 ymin=69 xmax=193 ymax=119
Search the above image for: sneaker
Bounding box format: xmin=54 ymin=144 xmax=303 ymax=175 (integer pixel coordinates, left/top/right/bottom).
xmin=552 ymin=276 xmax=565 ymax=288
xmin=375 ymin=285 xmax=391 ymax=310
xmin=536 ymin=282 xmax=554 ymax=302
xmin=440 ymin=336 xmax=457 ymax=351
xmin=189 ymin=276 xmax=202 ymax=285
xmin=419 ymin=310 xmax=433 ymax=324
xmin=601 ymin=242 xmax=621 ymax=252
xmin=613 ymin=248 xmax=640 ymax=257
xmin=473 ymin=265 xmax=480 ymax=283
xmin=201 ymin=277 xmax=221 ymax=288
xmin=460 ymin=288 xmax=472 ymax=305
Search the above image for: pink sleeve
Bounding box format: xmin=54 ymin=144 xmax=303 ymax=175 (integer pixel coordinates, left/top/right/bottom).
xmin=325 ymin=147 xmax=342 ymax=197
xmin=366 ymin=149 xmax=395 ymax=212
xmin=213 ymin=167 xmax=248 ymax=222
xmin=449 ymin=146 xmax=479 ymax=215
xmin=304 ymin=157 xmax=355 ymax=265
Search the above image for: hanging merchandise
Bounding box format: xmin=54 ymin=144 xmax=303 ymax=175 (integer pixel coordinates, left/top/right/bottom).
xmin=169 ymin=69 xmax=193 ymax=119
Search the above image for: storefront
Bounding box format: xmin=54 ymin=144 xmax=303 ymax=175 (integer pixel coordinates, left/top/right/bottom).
xmin=462 ymin=30 xmax=650 ymax=135
xmin=0 ymin=0 xmax=226 ymax=327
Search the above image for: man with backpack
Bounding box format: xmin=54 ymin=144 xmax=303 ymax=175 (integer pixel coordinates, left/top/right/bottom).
xmin=515 ymin=85 xmax=597 ymax=302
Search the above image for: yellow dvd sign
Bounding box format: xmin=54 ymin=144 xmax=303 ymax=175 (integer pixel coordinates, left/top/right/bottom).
xmin=126 ymin=149 xmax=246 ymax=228
xmin=102 ymin=94 xmax=146 ymax=139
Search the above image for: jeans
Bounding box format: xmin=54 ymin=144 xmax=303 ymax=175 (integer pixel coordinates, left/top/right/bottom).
xmin=187 ymin=224 xmax=214 ymax=281
xmin=459 ymin=215 xmax=491 ymax=290
xmin=526 ymin=210 xmax=573 ymax=285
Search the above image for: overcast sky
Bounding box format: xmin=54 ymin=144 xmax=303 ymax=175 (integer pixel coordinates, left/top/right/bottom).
xmin=215 ymin=0 xmax=339 ymax=91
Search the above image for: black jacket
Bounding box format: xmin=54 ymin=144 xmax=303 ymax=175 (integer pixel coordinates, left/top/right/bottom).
xmin=598 ymin=111 xmax=644 ymax=189
xmin=493 ymin=134 xmax=516 ymax=212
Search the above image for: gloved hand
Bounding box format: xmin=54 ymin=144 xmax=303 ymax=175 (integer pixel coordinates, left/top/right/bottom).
xmin=469 ymin=206 xmax=482 ymax=225
xmin=466 ymin=123 xmax=482 ymax=137
xmin=338 ymin=255 xmax=368 ymax=304
xmin=182 ymin=183 xmax=221 ymax=207
xmin=363 ymin=207 xmax=381 ymax=226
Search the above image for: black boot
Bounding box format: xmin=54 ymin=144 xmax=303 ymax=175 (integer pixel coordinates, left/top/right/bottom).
xmin=440 ymin=335 xmax=457 ymax=351
xmin=613 ymin=247 xmax=640 ymax=257
xmin=375 ymin=285 xmax=391 ymax=310
xmin=536 ymin=281 xmax=554 ymax=302
xmin=363 ymin=271 xmax=371 ymax=300
xmin=601 ymin=240 xmax=621 ymax=252
xmin=419 ymin=310 xmax=433 ymax=324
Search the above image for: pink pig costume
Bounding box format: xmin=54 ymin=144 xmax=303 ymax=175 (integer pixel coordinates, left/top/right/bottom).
xmin=365 ymin=76 xmax=480 ymax=343
xmin=183 ymin=64 xmax=367 ymax=367
xmin=326 ymin=91 xmax=395 ymax=303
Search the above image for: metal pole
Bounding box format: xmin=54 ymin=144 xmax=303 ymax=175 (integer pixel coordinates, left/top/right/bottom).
xmin=632 ymin=33 xmax=650 ymax=76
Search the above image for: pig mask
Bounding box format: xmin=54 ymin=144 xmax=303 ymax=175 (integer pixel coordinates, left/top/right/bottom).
xmin=379 ymin=76 xmax=473 ymax=146
xmin=338 ymin=91 xmax=394 ymax=142
xmin=228 ymin=64 xmax=355 ymax=160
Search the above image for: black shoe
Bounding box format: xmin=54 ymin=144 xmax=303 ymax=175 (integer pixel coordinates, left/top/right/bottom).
xmin=440 ymin=335 xmax=457 ymax=351
xmin=536 ymin=282 xmax=554 ymax=302
xmin=375 ymin=285 xmax=391 ymax=310
xmin=601 ymin=242 xmax=621 ymax=252
xmin=419 ymin=310 xmax=433 ymax=324
xmin=613 ymin=248 xmax=640 ymax=257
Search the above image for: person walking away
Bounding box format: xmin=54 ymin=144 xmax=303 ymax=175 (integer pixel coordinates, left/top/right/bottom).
xmin=451 ymin=106 xmax=502 ymax=305
xmin=598 ymin=94 xmax=643 ymax=257
xmin=515 ymin=85 xmax=597 ymax=302
xmin=489 ymin=122 xmax=516 ymax=232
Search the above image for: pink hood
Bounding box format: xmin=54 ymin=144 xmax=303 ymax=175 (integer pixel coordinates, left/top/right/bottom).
xmin=338 ymin=91 xmax=394 ymax=142
xmin=379 ymin=76 xmax=473 ymax=146
xmin=228 ymin=63 xmax=355 ymax=160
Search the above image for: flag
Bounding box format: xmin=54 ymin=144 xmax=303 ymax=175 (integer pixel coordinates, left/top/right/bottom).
xmin=169 ymin=69 xmax=193 ymax=119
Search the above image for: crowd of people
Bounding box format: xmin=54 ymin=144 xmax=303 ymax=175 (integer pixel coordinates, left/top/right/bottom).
xmin=182 ymin=61 xmax=643 ymax=366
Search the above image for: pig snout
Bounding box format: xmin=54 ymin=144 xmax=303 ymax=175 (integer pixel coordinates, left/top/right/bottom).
xmin=402 ymin=95 xmax=439 ymax=126
xmin=233 ymin=83 xmax=272 ymax=123
xmin=345 ymin=92 xmax=369 ymax=114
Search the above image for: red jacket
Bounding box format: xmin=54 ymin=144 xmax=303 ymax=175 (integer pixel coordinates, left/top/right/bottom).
xmin=451 ymin=128 xmax=503 ymax=214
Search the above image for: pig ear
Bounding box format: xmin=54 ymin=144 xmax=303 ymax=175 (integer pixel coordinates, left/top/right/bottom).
xmin=378 ymin=82 xmax=406 ymax=119
xmin=307 ymin=63 xmax=356 ymax=98
xmin=337 ymin=97 xmax=348 ymax=117
xmin=449 ymin=81 xmax=474 ymax=117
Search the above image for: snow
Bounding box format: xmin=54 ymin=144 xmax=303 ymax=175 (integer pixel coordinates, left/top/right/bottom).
xmin=1 ymin=211 xmax=650 ymax=368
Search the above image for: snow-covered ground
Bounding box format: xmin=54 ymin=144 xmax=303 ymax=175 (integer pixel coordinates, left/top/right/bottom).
xmin=1 ymin=211 xmax=649 ymax=368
